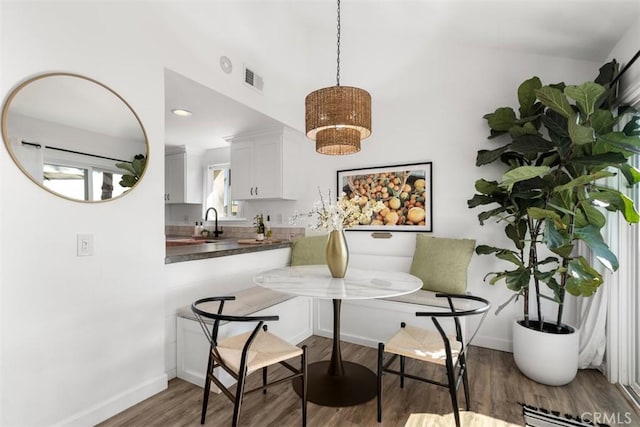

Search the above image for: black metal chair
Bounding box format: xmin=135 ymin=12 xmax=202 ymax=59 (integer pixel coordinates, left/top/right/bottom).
xmin=192 ymin=296 xmax=308 ymax=426
xmin=377 ymin=293 xmax=490 ymax=427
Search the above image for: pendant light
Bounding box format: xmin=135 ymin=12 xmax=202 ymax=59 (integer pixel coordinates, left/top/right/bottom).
xmin=305 ymin=0 xmax=371 ymax=155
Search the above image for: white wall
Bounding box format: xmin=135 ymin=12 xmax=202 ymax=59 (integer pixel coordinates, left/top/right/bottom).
xmin=0 ymin=1 xmax=627 ymax=425
xmin=608 ymin=15 xmax=640 ymax=99
xmin=0 ymin=1 xmax=310 ymax=426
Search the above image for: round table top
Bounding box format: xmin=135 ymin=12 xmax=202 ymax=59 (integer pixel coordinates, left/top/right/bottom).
xmin=253 ymin=265 xmax=422 ymax=300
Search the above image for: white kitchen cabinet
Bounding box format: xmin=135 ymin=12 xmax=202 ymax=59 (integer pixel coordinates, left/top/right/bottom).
xmin=229 ymin=127 xmax=302 ymax=200
xmin=165 ymin=152 xmax=202 ymax=204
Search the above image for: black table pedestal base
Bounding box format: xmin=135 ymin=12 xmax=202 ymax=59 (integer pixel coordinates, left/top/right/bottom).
xmin=293 ymin=360 xmax=377 ymax=407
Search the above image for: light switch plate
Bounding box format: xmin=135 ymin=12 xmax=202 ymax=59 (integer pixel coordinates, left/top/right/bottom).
xmin=77 ymin=234 xmax=94 ymax=256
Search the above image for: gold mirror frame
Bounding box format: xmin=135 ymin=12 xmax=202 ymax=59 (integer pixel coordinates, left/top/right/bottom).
xmin=1 ymin=72 xmax=149 ymax=202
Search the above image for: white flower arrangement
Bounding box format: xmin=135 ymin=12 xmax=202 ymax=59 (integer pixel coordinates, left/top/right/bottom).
xmin=292 ymin=189 xmax=385 ymax=232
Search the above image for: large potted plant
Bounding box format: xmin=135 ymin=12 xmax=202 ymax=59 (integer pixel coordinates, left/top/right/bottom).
xmin=468 ymin=59 xmax=640 ymax=385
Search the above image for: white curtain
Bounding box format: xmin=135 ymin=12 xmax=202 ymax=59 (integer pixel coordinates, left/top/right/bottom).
xmin=576 ymin=244 xmax=612 ymax=369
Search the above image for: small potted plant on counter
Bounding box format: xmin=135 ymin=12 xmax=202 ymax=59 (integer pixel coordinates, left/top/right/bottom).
xmin=254 ymin=214 xmax=265 ymax=241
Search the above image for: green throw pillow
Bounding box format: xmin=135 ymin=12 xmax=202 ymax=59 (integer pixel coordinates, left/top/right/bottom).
xmin=290 ymin=235 xmax=327 ymax=266
xmin=409 ymin=234 xmax=476 ymax=294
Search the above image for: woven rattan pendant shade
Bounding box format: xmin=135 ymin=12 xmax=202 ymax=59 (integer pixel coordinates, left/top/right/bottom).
xmin=306 ymin=86 xmax=371 ymax=155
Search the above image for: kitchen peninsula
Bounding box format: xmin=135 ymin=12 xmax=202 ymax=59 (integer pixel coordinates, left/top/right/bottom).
xmin=165 ymin=239 xmax=292 ymax=264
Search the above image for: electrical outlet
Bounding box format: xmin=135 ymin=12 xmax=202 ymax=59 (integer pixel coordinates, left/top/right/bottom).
xmin=77 ymin=234 xmax=94 ymax=256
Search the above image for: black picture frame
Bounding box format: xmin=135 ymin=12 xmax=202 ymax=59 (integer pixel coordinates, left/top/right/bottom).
xmin=336 ymin=161 xmax=433 ymax=232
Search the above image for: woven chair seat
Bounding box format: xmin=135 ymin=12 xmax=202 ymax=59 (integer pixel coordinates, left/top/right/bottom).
xmin=217 ymin=330 xmax=303 ymax=374
xmin=384 ymin=325 xmax=462 ymax=366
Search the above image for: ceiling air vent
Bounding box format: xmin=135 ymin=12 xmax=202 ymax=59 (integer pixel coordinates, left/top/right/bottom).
xmin=244 ymin=65 xmax=264 ymax=92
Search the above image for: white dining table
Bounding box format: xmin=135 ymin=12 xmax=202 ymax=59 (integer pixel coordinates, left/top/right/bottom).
xmin=254 ymin=264 xmax=422 ymax=407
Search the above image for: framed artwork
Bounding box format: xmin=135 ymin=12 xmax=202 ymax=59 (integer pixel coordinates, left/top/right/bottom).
xmin=337 ymin=161 xmax=433 ymax=232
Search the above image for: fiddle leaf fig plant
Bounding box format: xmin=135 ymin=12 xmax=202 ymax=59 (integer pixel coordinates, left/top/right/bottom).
xmin=116 ymin=153 xmax=146 ymax=188
xmin=468 ymin=59 xmax=640 ymax=332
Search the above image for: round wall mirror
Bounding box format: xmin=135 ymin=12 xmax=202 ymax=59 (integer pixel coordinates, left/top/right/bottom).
xmin=1 ymin=72 xmax=148 ymax=202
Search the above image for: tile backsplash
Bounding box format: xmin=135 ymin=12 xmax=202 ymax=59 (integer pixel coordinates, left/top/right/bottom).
xmin=166 ymin=225 xmax=305 ymax=241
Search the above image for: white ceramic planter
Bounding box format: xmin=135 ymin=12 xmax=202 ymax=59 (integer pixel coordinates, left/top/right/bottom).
xmin=512 ymin=319 xmax=579 ymax=386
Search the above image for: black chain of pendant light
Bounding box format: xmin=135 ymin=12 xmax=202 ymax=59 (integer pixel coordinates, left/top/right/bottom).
xmin=336 ymin=0 xmax=341 ymax=86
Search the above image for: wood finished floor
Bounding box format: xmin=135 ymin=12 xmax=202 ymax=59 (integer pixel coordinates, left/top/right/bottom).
xmin=100 ymin=336 xmax=640 ymax=426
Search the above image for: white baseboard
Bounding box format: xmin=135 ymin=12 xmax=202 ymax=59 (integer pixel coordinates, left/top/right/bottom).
xmin=166 ymin=368 xmax=177 ymax=380
xmin=474 ymin=335 xmax=512 ymax=352
xmin=54 ymin=374 xmax=168 ymax=427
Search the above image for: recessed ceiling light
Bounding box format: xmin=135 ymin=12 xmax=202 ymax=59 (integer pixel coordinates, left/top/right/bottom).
xmin=171 ymin=109 xmax=192 ymax=117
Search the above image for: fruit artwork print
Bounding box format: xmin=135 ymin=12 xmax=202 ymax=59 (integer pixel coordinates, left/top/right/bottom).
xmin=336 ymin=162 xmax=432 ymax=231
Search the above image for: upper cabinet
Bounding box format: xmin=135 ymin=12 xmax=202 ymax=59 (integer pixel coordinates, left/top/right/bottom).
xmin=165 ymin=150 xmax=203 ymax=204
xmin=229 ymin=127 xmax=303 ymax=200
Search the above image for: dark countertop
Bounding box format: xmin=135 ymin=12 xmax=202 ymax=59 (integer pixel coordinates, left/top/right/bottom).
xmin=165 ymin=239 xmax=292 ymax=264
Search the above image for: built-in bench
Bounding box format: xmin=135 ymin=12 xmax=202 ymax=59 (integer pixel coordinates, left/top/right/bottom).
xmin=176 ymin=286 xmax=313 ymax=388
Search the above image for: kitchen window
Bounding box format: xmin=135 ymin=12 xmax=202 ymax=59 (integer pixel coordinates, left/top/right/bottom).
xmin=204 ymin=163 xmax=240 ymax=218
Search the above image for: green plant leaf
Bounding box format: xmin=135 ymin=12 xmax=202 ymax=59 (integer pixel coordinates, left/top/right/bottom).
xmin=115 ymin=162 xmax=136 ymax=175
xmin=570 ymin=152 xmax=627 ymax=166
xmin=554 ymin=171 xmax=615 ymax=192
xmin=488 ymin=272 xmax=509 ymax=285
xmin=597 ymin=132 xmax=640 ymax=154
xmin=475 ymin=245 xmax=503 ymax=255
xmin=565 ymin=257 xmax=604 ymax=297
xmin=536 ymin=86 xmax=573 ymax=119
xmin=119 ymin=175 xmax=137 ymax=188
xmin=518 ymin=77 xmax=543 ymax=117
xmin=467 ymin=194 xmax=500 ymax=208
xmin=477 ymin=206 xmax=509 ymax=225
xmin=541 ymin=110 xmax=569 ymax=139
xmin=590 ymin=190 xmax=640 ymax=223
xmin=499 ymin=166 xmax=550 ymax=191
xmin=574 ymin=225 xmax=619 ymax=271
xmin=591 ymin=109 xmax=616 ymax=135
xmin=527 ymin=207 xmax=561 ymax=222
xmin=594 ymin=60 xmax=618 ymax=86
xmin=620 ymin=193 xmax=640 ymax=224
xmin=564 ymin=82 xmax=606 ymax=117
xmin=580 ymin=204 xmax=606 ymax=228
xmin=487 ymin=107 xmax=517 ymax=131
xmin=475 ymin=179 xmax=500 ymax=195
xmin=496 ymin=250 xmax=525 ymax=267
xmin=505 ymin=268 xmax=531 ymax=292
xmin=505 ymin=220 xmax=528 ymax=250
xmin=476 ymin=144 xmax=511 ymax=166
xmin=568 ymin=114 xmax=595 ymax=145
xmin=510 ymin=135 xmax=554 ymax=154
xmin=594 ymin=60 xmax=619 ymax=110
xmin=544 ymin=219 xmax=573 ymax=257
xmin=132 ymin=155 xmax=146 ymax=176
xmin=534 ymin=269 xmax=559 ymax=283
xmin=616 ymin=163 xmax=640 ymax=186
xmin=622 ymin=115 xmax=640 ymax=136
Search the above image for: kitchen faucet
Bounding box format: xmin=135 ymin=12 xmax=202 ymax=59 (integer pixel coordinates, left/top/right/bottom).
xmin=204 ymin=207 xmax=223 ymax=238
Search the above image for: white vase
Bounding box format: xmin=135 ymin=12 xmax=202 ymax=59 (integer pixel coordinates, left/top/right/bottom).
xmin=512 ymin=319 xmax=579 ymax=386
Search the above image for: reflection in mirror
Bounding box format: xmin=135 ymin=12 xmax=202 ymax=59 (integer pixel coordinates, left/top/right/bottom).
xmin=1 ymin=73 xmax=148 ymax=202
xmin=204 ymin=163 xmax=239 ymax=217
